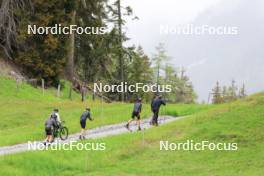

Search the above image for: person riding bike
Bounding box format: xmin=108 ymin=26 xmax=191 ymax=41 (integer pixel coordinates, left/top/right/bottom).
xmin=50 ymin=108 xmax=61 ymax=129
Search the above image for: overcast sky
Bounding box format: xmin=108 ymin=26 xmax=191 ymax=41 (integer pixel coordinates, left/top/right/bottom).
xmin=122 ymin=0 xmax=264 ymax=102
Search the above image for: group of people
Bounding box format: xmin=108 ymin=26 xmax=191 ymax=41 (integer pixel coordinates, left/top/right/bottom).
xmin=125 ymin=95 xmax=166 ymax=131
xmin=44 ymin=95 xmax=166 ymax=144
xmin=44 ymin=108 xmax=93 ymax=145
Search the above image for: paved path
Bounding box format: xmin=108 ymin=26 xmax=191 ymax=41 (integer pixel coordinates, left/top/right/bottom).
xmin=0 ymin=116 xmax=184 ymax=156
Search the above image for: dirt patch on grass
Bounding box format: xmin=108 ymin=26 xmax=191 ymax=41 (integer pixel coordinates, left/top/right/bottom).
xmin=0 ymin=59 xmax=24 ymax=79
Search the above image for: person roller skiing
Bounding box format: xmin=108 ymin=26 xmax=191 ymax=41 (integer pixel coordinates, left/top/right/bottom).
xmin=125 ymin=98 xmax=142 ymax=131
xmin=79 ymin=108 xmax=93 ymax=139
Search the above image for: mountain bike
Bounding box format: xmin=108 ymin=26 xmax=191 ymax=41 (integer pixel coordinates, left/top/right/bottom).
xmin=53 ymin=121 xmax=69 ymax=140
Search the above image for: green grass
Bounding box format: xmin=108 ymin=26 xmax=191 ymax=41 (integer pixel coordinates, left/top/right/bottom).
xmin=0 ymin=77 xmax=208 ymax=146
xmin=162 ymin=103 xmax=214 ymax=117
xmin=0 ymin=89 xmax=263 ymax=175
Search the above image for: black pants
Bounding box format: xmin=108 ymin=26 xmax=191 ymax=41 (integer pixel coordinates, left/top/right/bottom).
xmin=80 ymin=120 xmax=86 ymax=129
xmin=152 ymin=110 xmax=159 ymax=125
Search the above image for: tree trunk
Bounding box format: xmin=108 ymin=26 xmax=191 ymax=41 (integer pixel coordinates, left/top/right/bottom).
xmin=65 ymin=10 xmax=76 ymax=81
xmin=117 ymin=0 xmax=124 ymax=101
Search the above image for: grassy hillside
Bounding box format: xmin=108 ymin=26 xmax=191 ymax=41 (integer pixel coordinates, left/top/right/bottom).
xmin=0 ymin=91 xmax=263 ymax=175
xmin=0 ymin=77 xmax=210 ymax=146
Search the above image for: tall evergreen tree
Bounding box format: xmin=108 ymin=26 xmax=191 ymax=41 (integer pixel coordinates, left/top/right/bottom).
xmin=227 ymin=80 xmax=237 ymax=101
xmin=173 ymin=68 xmax=196 ymax=103
xmin=152 ymin=43 xmax=169 ymax=86
xmin=238 ymin=83 xmax=246 ymax=98
xmin=75 ymin=0 xmax=115 ymax=83
xmin=212 ymin=81 xmax=222 ymax=104
xmin=222 ymin=85 xmax=228 ymax=103
xmin=15 ymin=0 xmax=73 ymax=85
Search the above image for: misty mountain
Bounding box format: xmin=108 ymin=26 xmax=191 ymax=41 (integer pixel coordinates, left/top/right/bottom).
xmin=166 ymin=0 xmax=264 ymax=102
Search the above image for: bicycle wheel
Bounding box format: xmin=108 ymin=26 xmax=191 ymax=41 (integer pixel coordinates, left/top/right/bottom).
xmin=59 ymin=127 xmax=68 ymax=140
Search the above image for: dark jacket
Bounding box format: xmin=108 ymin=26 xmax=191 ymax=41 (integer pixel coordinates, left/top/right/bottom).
xmin=45 ymin=118 xmax=56 ymax=128
xmin=80 ymin=111 xmax=92 ymax=122
xmin=133 ymin=102 xmax=142 ymax=113
xmin=151 ymin=98 xmax=166 ymax=112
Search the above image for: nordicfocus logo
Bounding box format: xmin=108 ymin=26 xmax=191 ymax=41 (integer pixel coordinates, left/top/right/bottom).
xmin=160 ymin=24 xmax=238 ymax=36
xmin=93 ymin=82 xmax=172 ymax=93
xmin=28 ymin=141 xmax=106 ymax=151
xmin=160 ymin=140 xmax=238 ymax=151
xmin=27 ymin=24 xmax=107 ymax=35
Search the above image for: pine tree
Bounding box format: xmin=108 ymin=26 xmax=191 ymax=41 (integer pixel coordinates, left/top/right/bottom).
xmin=75 ymin=0 xmax=115 ymax=83
xmin=239 ymin=83 xmax=246 ymax=98
xmin=227 ymin=80 xmax=237 ymax=101
xmin=152 ymin=43 xmax=169 ymax=86
xmin=127 ymin=46 xmax=153 ymax=101
xmin=222 ymin=86 xmax=228 ymax=103
xmin=162 ymin=66 xmax=196 ymax=103
xmin=212 ymin=81 xmax=222 ymax=104
xmin=15 ymin=0 xmax=72 ymax=85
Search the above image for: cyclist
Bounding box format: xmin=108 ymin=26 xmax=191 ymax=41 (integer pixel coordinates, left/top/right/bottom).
xmin=150 ymin=95 xmax=166 ymax=126
xmin=44 ymin=117 xmax=56 ymax=145
xmin=79 ymin=108 xmax=93 ymax=139
xmin=50 ymin=108 xmax=61 ymax=129
xmin=125 ymin=98 xmax=142 ymax=131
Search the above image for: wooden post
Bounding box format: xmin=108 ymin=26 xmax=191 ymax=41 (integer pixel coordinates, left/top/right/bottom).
xmin=81 ymin=86 xmax=87 ymax=102
xmin=81 ymin=86 xmax=84 ymax=102
xmin=57 ymin=84 xmax=61 ymax=97
xmin=41 ymin=79 xmax=45 ymax=96
xmin=69 ymin=84 xmax=72 ymax=100
xmin=92 ymin=92 xmax=95 ymax=101
xmin=16 ymin=78 xmax=20 ymax=90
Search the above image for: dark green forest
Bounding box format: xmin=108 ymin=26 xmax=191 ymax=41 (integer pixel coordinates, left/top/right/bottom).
xmin=0 ymin=0 xmax=196 ymax=103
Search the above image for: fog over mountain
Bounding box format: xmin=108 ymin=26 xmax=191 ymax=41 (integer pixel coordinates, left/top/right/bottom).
xmin=125 ymin=0 xmax=264 ymax=102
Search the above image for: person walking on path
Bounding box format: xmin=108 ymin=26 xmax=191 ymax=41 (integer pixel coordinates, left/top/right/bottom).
xmin=150 ymin=95 xmax=166 ymax=126
xmin=44 ymin=117 xmax=56 ymax=145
